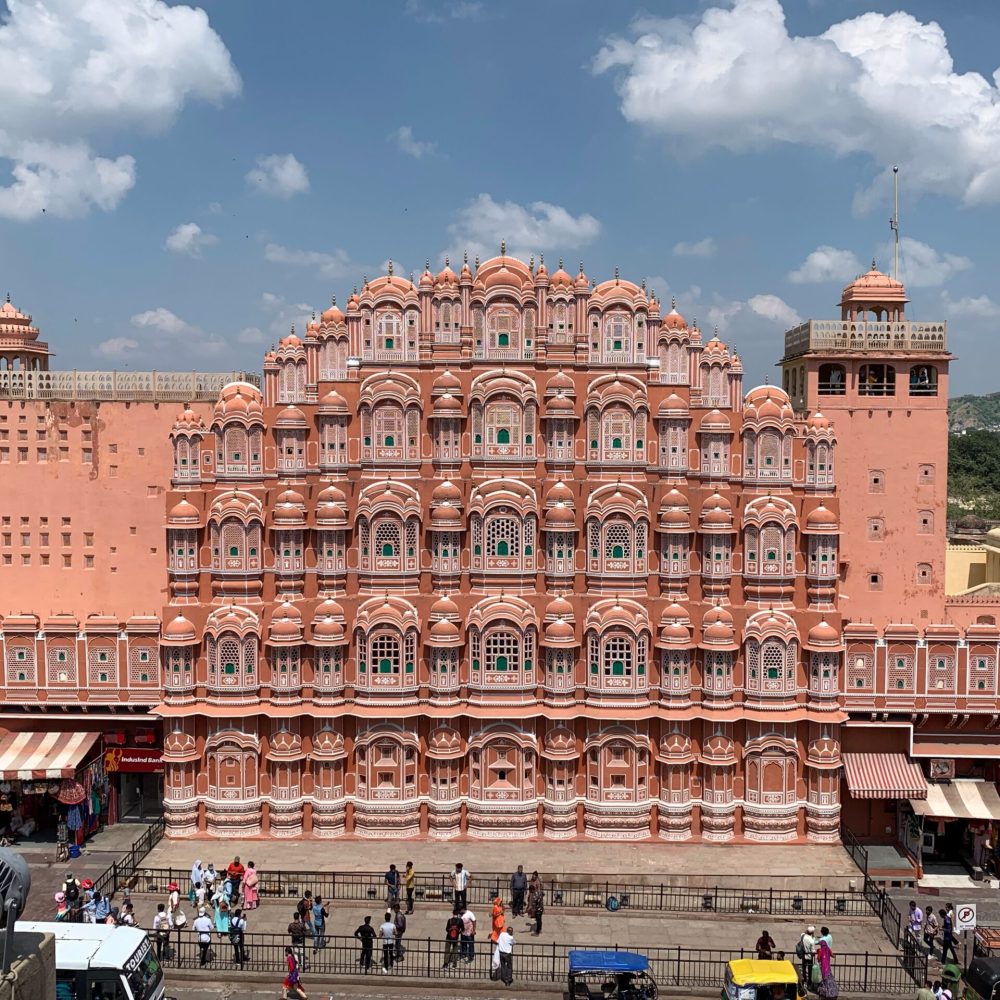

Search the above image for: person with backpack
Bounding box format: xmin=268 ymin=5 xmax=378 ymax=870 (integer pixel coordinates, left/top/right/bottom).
xmin=230 ymin=907 xmax=247 ymax=967
xmin=152 ymin=903 xmax=171 ymax=962
xmin=311 ymin=896 xmax=328 ymax=951
xmin=797 ymin=925 xmax=816 ymax=991
xmin=443 ymin=906 xmax=463 ymax=968
xmin=62 ymin=873 xmax=81 ymax=920
xmin=297 ymin=891 xmax=315 ymax=946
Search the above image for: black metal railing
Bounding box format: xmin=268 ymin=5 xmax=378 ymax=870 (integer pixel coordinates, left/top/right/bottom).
xmin=130 ymin=866 xmax=874 ymax=918
xmin=153 ymin=931 xmax=924 ymax=994
xmin=93 ymin=817 xmax=166 ymax=900
xmin=841 ymin=822 xmax=903 ymax=950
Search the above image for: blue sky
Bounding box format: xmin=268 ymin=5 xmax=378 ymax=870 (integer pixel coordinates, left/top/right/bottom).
xmin=1 ymin=0 xmax=998 ymax=393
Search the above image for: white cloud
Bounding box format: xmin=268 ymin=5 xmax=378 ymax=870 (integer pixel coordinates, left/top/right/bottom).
xmin=245 ymin=153 xmax=310 ymax=199
xmin=164 ymin=221 xmax=218 ymax=257
xmin=391 ymin=126 xmax=436 ymax=159
xmin=258 ymin=291 xmax=315 ymax=341
xmin=0 ymin=0 xmax=239 ymax=221
xmin=403 ymin=0 xmax=484 ymax=23
xmin=237 ymin=326 xmax=266 ymax=344
xmin=444 ymin=193 xmax=601 ymax=262
xmin=94 ymin=336 xmax=139 ymax=359
xmin=593 ymin=0 xmax=1000 ymax=210
xmin=788 ymin=246 xmax=863 ymax=283
xmin=941 ymin=292 xmax=1000 ymax=319
xmin=672 ymin=237 xmax=716 ymax=257
xmin=747 ymin=293 xmax=801 ymax=327
xmin=264 ymin=242 xmax=356 ymax=280
xmin=130 ymin=307 xmax=226 ymax=355
xmin=888 ymin=237 xmax=972 ymax=288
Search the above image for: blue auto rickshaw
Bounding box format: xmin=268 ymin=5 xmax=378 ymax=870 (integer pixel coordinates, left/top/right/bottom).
xmin=567 ymin=950 xmax=658 ymax=1000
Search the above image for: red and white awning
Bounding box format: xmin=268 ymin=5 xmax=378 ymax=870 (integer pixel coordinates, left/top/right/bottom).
xmin=0 ymin=731 xmax=101 ymax=779
xmin=843 ymin=752 xmax=928 ymax=799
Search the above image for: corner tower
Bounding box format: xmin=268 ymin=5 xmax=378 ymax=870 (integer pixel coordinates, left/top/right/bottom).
xmin=779 ymin=263 xmax=951 ymax=626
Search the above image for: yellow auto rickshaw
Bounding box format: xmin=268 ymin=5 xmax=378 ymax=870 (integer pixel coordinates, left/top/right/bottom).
xmin=723 ymin=959 xmax=803 ymax=1000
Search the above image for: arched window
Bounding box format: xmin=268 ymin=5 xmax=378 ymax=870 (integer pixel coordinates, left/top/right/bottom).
xmin=859 ymin=364 xmax=895 ymax=397
xmin=746 ymin=638 xmax=796 ymax=695
xmin=486 ymin=516 xmax=520 ymax=559
xmin=486 ymin=307 xmax=521 ymax=357
xmin=909 ymin=365 xmax=938 ymax=396
xmin=603 ymin=313 xmax=632 ymax=359
xmin=221 ymin=425 xmax=248 ymax=474
xmin=818 ymin=363 xmax=845 ymax=395
xmin=376 ymin=311 xmax=402 ymax=354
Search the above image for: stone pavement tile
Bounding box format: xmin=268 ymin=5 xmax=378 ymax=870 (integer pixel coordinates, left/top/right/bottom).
xmin=142 ymin=840 xmax=861 ymax=886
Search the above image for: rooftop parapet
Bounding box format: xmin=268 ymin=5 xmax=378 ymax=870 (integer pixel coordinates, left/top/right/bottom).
xmin=0 ymin=369 xmax=260 ymax=401
xmin=783 ymin=319 xmax=947 ymax=360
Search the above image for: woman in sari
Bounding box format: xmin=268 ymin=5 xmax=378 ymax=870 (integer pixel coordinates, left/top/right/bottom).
xmin=490 ymin=896 xmax=505 ymax=943
xmin=815 ymin=938 xmax=837 ymax=1000
xmin=243 ymin=861 xmax=259 ymax=910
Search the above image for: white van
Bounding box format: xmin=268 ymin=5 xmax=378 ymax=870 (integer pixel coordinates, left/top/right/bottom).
xmin=17 ymin=921 xmax=166 ymax=1000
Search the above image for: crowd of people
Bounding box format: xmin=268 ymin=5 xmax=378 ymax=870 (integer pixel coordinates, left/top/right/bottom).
xmin=907 ymin=900 xmax=960 ymax=964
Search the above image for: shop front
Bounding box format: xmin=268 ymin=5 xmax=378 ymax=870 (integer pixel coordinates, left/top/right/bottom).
xmin=841 ymin=751 xmax=928 ymax=841
xmin=103 ymin=746 xmax=164 ymax=823
xmin=0 ymin=731 xmax=109 ymax=845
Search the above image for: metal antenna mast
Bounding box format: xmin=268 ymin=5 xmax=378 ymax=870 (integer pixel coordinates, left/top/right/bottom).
xmin=890 ymin=165 xmax=900 ymax=279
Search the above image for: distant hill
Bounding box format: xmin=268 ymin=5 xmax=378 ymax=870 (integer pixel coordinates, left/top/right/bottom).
xmin=949 ymin=392 xmax=1000 ymax=433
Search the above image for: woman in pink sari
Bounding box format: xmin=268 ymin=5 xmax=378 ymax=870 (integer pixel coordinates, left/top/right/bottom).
xmin=815 ymin=938 xmax=837 ymax=1000
xmin=242 ymin=861 xmax=259 ymax=910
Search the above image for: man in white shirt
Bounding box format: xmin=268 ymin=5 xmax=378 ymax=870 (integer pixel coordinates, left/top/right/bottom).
xmin=460 ymin=906 xmax=477 ymax=962
xmin=452 ymin=862 xmax=470 ymax=911
xmin=496 ymin=925 xmax=515 ymax=986
xmin=379 ymin=911 xmax=397 ymax=973
xmin=192 ymin=908 xmax=214 ymax=967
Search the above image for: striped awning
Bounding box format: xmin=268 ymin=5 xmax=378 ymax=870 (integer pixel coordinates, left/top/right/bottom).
xmin=843 ymin=752 xmax=928 ymax=799
xmin=0 ymin=731 xmax=101 ymax=779
xmin=911 ymin=781 xmax=1000 ymax=821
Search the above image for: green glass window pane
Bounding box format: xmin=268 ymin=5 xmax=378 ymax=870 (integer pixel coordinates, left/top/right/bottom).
xmin=497 ymin=428 xmax=510 ymax=444
xmin=379 ymin=659 xmax=393 ymax=673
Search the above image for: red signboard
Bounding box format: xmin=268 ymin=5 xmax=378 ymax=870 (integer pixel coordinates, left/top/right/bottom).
xmin=103 ymin=747 xmax=163 ymax=773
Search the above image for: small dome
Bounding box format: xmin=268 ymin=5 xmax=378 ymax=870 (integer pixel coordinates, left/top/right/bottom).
xmin=659 ymin=731 xmax=693 ymax=758
xmin=545 ymin=596 xmax=575 ymax=621
xmin=172 ymin=405 xmax=205 ymax=432
xmin=659 ymin=621 xmax=691 ymax=645
xmin=544 ymin=617 xmax=575 ymax=644
xmin=544 ymin=727 xmax=576 ymax=756
xmin=430 ymin=501 xmax=462 ymax=526
xmin=550 ymin=261 xmax=573 ymax=290
xmin=808 ymin=620 xmax=840 ymax=646
xmin=701 ymin=605 xmax=735 ymax=645
xmin=544 ymin=501 xmax=576 ymax=528
xmin=544 ymin=393 xmax=576 ymax=415
xmin=432 ymin=480 xmax=462 ymax=503
xmin=545 ymin=371 xmax=575 ymax=396
xmin=276 ymin=488 xmax=305 ymax=506
xmin=419 ymin=264 xmax=434 ymax=289
xmin=657 ymin=393 xmax=688 ymax=416
xmin=275 ymin=405 xmax=308 ymax=429
xmin=279 ymin=332 xmax=303 ymax=350
xmin=432 ymin=369 xmax=462 ymax=394
xmin=430 ymin=595 xmax=460 ymax=620
xmin=315 ymin=598 xmax=345 ymax=621
xmin=312 ymin=616 xmax=345 ymax=641
xmin=167 ymin=498 xmax=200 ymax=523
xmin=163 ymin=614 xmax=196 ymax=642
xmin=700 ymin=408 xmax=731 ymax=431
xmin=214 ymin=382 xmax=263 ymax=422
xmin=321 ymin=298 xmax=345 ymax=324
xmin=436 ymin=259 xmax=458 ymax=288
xmin=806 ymin=504 xmax=839 ymax=530
xmin=433 ymin=392 xmax=462 ymax=412
xmin=703 ymin=335 xmax=729 ymax=357
xmin=806 ymin=411 xmax=832 ymax=431
xmin=428 ymin=726 xmax=463 ymax=756
xmin=273 ymin=502 xmax=306 ymax=525
xmin=662 ymin=306 xmax=687 ymax=331
xmin=316 ymin=484 xmax=347 ymax=506
xmin=429 ymin=618 xmax=460 ymax=641
xmin=544 ymin=480 xmax=575 ymax=506
xmin=319 ymin=389 xmax=348 ymax=414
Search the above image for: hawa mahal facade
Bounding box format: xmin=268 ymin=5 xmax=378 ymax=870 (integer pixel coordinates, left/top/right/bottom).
xmin=1 ymin=249 xmax=996 ymax=843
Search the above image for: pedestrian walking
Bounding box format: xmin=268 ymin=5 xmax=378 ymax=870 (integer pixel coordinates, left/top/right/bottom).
xmin=404 ymin=861 xmax=416 ymax=914
xmin=940 ymin=908 xmax=959 ymax=964
xmin=496 ymin=925 xmax=515 ymax=987
xmin=354 ymin=915 xmax=376 ymax=973
xmin=379 ymin=910 xmax=396 ymax=973
xmin=226 ymin=856 xmax=245 ymax=902
xmin=443 ymin=907 xmax=463 ymax=968
xmin=230 ymin=907 xmax=247 ymax=967
xmin=460 ymin=904 xmax=477 ymax=962
xmin=189 ymin=858 xmax=204 ymax=901
xmin=94 ymin=892 xmax=110 ymax=924
xmin=242 ymin=861 xmax=259 ymax=910
xmin=288 ymin=911 xmax=307 ymax=971
xmin=152 ymin=903 xmax=171 ymax=962
xmin=916 ymin=979 xmax=935 ymax=1000
xmin=392 ymin=903 xmax=407 ymax=961
xmin=924 ymin=908 xmax=939 ymax=957
xmin=297 ymin=891 xmax=315 ymax=946
xmin=282 ymin=946 xmax=307 ymax=1000
xmin=510 ymin=865 xmax=527 ymax=917
xmin=908 ymin=901 xmax=924 ymax=942
xmin=528 ymin=882 xmax=544 ymax=935
xmin=452 ymin=862 xmax=470 ymax=911
xmin=311 ymin=896 xmax=328 ymax=951
xmin=193 ymin=907 xmax=213 ymax=967
xmin=385 ymin=864 xmax=400 ymax=908
xmin=490 ymin=896 xmax=505 ymax=943
xmin=756 ymin=928 xmax=776 ymax=960
xmin=167 ymin=882 xmax=182 ymax=928
xmin=815 ymin=937 xmax=838 ymax=1000
xmin=797 ymin=925 xmax=816 ymax=991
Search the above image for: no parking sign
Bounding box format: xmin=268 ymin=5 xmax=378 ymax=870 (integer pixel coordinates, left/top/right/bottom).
xmin=956 ymin=904 xmax=977 ymax=932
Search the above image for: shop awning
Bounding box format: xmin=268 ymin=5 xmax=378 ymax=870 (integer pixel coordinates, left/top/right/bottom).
xmin=0 ymin=731 xmax=100 ymax=779
xmin=910 ymin=781 xmax=1000 ymax=821
xmin=843 ymin=752 xmax=928 ymax=799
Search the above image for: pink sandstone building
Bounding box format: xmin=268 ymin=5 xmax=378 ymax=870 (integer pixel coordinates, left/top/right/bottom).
xmin=1 ymin=252 xmax=997 ymax=851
